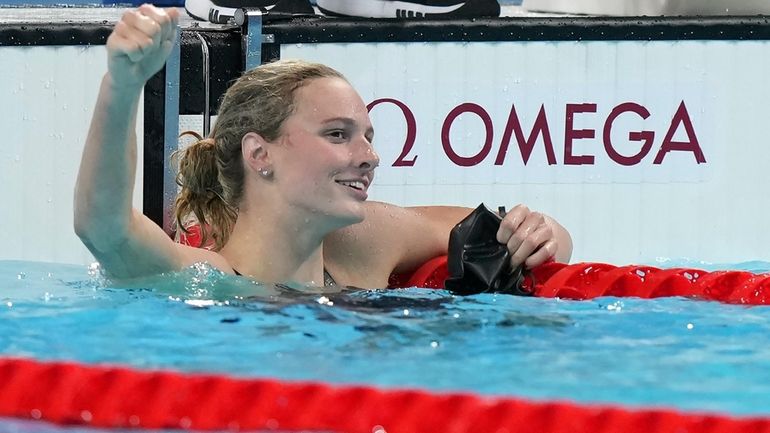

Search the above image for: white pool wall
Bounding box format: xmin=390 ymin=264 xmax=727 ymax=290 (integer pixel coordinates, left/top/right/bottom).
xmin=0 ymin=45 xmax=145 ymax=265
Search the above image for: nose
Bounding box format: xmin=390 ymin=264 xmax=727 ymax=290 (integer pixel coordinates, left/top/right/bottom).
xmin=355 ymin=135 xmax=380 ymax=171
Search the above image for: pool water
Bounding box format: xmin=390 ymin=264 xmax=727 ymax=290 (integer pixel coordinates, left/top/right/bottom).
xmin=2 ymin=259 xmax=770 ymax=432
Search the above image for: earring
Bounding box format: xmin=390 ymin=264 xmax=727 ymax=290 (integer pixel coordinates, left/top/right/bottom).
xmin=258 ymin=168 xmax=273 ymax=179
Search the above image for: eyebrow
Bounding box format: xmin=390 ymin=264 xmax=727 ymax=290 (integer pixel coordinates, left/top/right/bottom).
xmin=321 ymin=117 xmax=375 ymax=137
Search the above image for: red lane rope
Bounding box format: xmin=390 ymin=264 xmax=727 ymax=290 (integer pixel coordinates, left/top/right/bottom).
xmin=400 ymin=258 xmax=770 ymax=305
xmin=2 ymin=357 xmax=770 ymax=433
xmin=179 ymin=223 xmax=770 ymax=304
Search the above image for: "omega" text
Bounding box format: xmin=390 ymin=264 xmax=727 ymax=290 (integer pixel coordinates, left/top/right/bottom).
xmin=368 ymin=99 xmax=705 ymax=168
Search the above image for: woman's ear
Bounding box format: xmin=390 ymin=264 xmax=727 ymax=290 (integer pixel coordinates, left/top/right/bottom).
xmin=242 ymin=132 xmax=272 ymax=175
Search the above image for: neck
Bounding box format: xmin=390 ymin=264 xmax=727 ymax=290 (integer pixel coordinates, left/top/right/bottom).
xmin=219 ymin=204 xmax=332 ymax=286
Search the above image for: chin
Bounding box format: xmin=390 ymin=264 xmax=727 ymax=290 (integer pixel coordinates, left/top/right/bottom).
xmin=334 ymin=203 xmax=366 ymax=226
xmin=343 ymin=207 xmax=366 ymax=225
xmin=312 ymin=203 xmax=366 ymax=230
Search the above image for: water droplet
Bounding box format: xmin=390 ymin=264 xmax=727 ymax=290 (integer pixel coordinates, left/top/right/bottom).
xmin=17 ymin=272 xmax=26 ymax=280
xmin=5 ymin=301 xmax=12 ymax=308
xmin=88 ymin=262 xmax=101 ymax=277
xmin=402 ymin=309 xmax=410 ymax=316
xmin=430 ymin=341 xmax=439 ymax=348
xmin=687 ymin=323 xmax=694 ymax=330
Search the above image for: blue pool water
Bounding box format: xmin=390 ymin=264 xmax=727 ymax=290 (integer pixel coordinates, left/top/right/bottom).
xmin=2 ymin=259 xmax=770 ymax=432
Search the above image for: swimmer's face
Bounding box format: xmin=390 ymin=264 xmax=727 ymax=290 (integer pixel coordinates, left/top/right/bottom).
xmin=271 ymin=77 xmax=379 ymax=226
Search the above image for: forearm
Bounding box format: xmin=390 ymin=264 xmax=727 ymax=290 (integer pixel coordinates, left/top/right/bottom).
xmin=74 ymin=74 xmax=142 ymax=249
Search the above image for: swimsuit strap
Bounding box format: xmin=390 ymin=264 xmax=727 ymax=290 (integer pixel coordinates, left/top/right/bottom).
xmin=323 ymin=268 xmax=338 ymax=287
xmin=231 ymin=267 xmax=338 ymax=287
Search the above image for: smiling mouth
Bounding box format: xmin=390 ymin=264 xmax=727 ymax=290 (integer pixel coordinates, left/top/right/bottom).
xmin=336 ymin=180 xmax=366 ymax=191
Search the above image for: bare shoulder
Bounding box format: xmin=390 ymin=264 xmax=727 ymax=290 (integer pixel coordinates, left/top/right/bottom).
xmin=177 ymin=244 xmax=236 ymax=274
xmin=324 ymin=201 xmax=455 ymax=287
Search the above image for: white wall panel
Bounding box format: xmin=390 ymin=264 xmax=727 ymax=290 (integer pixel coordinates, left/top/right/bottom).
xmin=0 ymin=45 xmax=144 ymax=265
xmin=283 ymin=40 xmax=770 ymax=265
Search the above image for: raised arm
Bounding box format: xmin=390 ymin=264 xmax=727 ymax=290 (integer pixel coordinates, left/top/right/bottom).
xmin=74 ymin=5 xmax=224 ymax=278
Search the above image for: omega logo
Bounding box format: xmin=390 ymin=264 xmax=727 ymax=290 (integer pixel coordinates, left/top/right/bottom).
xmin=368 ymin=99 xmax=706 ymax=168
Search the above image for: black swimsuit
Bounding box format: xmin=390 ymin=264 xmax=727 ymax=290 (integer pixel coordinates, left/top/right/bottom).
xmin=232 ymin=268 xmax=338 ymax=287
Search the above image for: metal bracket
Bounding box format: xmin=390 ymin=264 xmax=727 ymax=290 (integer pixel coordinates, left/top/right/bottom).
xmin=162 ymin=24 xmax=181 ymax=236
xmin=195 ymin=32 xmax=212 ymax=137
xmin=235 ymin=8 xmax=275 ymax=71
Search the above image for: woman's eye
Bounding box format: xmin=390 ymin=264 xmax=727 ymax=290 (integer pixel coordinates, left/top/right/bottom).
xmin=327 ymin=130 xmax=347 ymax=140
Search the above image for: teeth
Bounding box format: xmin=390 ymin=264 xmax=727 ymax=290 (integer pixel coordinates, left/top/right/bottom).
xmin=337 ymin=180 xmax=365 ymax=190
